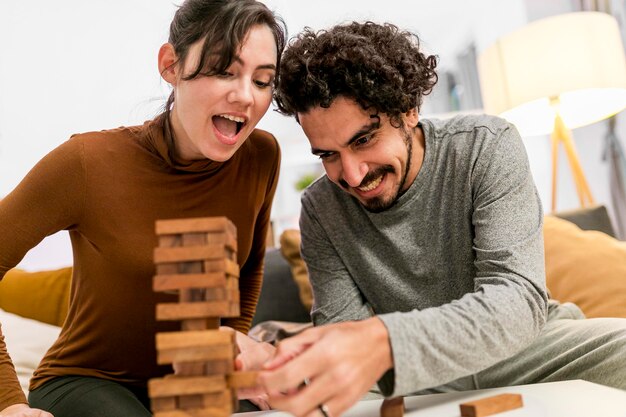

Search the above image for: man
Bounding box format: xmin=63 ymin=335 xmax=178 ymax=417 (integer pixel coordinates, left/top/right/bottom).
xmin=258 ymin=21 xmax=626 ymax=417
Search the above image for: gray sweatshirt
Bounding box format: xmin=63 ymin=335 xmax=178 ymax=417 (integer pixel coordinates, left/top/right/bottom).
xmin=299 ymin=114 xmax=548 ymax=396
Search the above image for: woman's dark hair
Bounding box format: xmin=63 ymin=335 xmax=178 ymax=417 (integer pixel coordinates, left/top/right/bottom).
xmin=275 ymin=21 xmax=438 ymax=127
xmin=161 ymin=0 xmax=286 ymax=114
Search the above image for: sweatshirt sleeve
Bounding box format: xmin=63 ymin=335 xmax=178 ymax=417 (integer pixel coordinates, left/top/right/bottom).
xmin=377 ymin=124 xmax=547 ymax=395
xmin=300 ymin=201 xmax=374 ymax=325
xmin=300 ymin=182 xmax=390 ymax=392
xmin=223 ymin=135 xmax=281 ymax=334
xmin=0 ymin=138 xmax=85 ymax=410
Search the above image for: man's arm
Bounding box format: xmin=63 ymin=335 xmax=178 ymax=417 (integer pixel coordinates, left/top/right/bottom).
xmin=375 ymin=122 xmax=547 ymax=395
xmin=299 ymin=199 xmax=374 ymax=326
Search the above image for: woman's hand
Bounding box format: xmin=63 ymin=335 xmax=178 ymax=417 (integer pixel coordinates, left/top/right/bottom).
xmin=0 ymin=403 xmax=53 ymax=417
xmin=233 ymin=330 xmax=276 ymax=410
xmin=234 ymin=330 xmax=276 ymax=371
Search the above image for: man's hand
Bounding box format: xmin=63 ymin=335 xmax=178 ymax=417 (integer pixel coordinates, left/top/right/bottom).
xmin=259 ymin=317 xmax=393 ymax=417
xmin=0 ymin=403 xmax=53 ymax=417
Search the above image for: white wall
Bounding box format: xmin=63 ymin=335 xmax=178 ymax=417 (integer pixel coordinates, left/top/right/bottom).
xmin=0 ymin=1 xmax=177 ymax=270
xmin=1 ymin=1 xmax=624 ymax=270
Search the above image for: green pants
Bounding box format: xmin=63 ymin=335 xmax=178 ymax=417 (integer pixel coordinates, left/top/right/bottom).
xmin=29 ymin=376 xmax=259 ymax=417
xmin=416 ymin=302 xmax=626 ymax=394
xmin=28 ymin=376 xmax=152 ymax=417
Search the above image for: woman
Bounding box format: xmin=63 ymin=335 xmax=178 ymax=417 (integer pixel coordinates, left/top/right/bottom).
xmin=0 ymin=1 xmax=285 ymax=416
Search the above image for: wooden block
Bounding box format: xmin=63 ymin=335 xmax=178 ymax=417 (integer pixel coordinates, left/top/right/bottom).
xmin=204 ymin=259 xmax=239 ymax=277
xmin=154 ymin=245 xmax=234 ymax=264
xmin=153 ymin=403 xmax=233 ymax=417
xmin=226 ymin=371 xmax=259 ymax=389
xmin=226 ymin=277 xmax=239 ymax=291
xmin=156 ymin=301 xmax=230 ymax=321
xmin=158 ymin=344 xmax=234 ymax=365
xmin=205 ymin=232 xmax=238 ymax=252
xmin=173 ymin=361 xmax=207 ymax=377
xmin=232 ymin=334 xmax=240 ymax=357
xmin=182 ymin=232 xmax=207 ymax=246
xmin=157 ymin=263 xmax=179 ymax=275
xmin=459 ymin=393 xmax=523 ymax=417
xmin=177 ymin=394 xmax=205 ymax=410
xmin=156 ymin=358 xmax=233 ymax=378
xmin=228 ymin=289 xmax=239 ymax=303
xmin=156 ymin=217 xmax=236 ymax=237
xmin=176 ymin=389 xmax=232 ymax=411
xmin=154 ymin=272 xmax=229 ymax=292
xmin=228 ymin=302 xmax=240 ymax=317
xmin=156 ymin=330 xmax=233 ymax=350
xmin=178 ymin=261 xmax=204 ymax=274
xmin=156 ymin=262 xmax=206 ymax=276
xmin=207 ymin=287 xmax=229 ymax=301
xmin=181 ymin=318 xmax=220 ymax=331
xmin=156 ymin=330 xmax=234 ymax=366
xmin=156 ymin=301 xmax=238 ymax=320
xmin=163 ymin=360 xmax=233 ymax=378
xmin=200 ymin=391 xmax=232 ymax=408
xmin=148 ymin=375 xmax=227 ymax=397
xmin=231 ymin=388 xmax=239 ymax=413
xmin=176 ymin=287 xmax=232 ymax=303
xmin=169 ymin=353 xmax=236 ymax=376
xmin=381 ymin=397 xmax=404 ymax=417
xmin=159 ymin=235 xmax=183 ymax=247
xmin=151 ymin=396 xmax=177 ymax=412
xmin=220 ymin=326 xmax=236 ymax=341
xmin=180 ymin=288 xmax=206 ymax=303
xmin=204 ymin=358 xmax=234 ymax=375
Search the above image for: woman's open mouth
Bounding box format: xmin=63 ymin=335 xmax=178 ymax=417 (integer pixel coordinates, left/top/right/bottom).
xmin=212 ymin=114 xmax=246 ymax=145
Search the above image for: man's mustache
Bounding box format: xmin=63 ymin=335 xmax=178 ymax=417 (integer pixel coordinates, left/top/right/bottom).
xmin=339 ymin=165 xmax=395 ymax=190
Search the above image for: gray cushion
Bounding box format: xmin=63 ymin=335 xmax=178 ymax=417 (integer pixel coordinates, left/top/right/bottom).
xmin=553 ymin=205 xmax=616 ymax=237
xmin=251 ymin=249 xmax=310 ymax=327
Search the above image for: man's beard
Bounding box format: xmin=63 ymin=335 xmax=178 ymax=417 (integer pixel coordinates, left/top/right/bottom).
xmin=340 ymin=127 xmax=414 ymax=213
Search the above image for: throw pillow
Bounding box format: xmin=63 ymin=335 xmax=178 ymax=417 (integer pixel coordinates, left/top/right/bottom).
xmin=0 ymin=307 xmax=61 ymax=393
xmin=0 ymin=267 xmax=72 ymax=326
xmin=279 ymin=229 xmax=313 ymax=310
xmin=544 ymin=215 xmax=626 ymax=318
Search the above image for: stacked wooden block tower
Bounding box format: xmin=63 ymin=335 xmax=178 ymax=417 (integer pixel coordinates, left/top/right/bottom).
xmin=148 ymin=217 xmax=257 ymax=417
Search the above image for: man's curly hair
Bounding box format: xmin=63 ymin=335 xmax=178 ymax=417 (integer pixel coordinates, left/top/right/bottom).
xmin=274 ymin=21 xmax=438 ymax=126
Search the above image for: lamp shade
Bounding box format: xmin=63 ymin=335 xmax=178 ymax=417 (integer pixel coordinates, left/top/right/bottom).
xmin=478 ymin=12 xmax=626 ymax=136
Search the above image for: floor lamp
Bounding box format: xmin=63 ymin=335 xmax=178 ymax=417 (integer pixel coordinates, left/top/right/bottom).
xmin=478 ymin=12 xmax=626 ymax=212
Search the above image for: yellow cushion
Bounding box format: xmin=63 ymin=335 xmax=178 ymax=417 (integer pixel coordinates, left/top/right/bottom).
xmin=279 ymin=229 xmax=313 ymax=310
xmin=544 ymin=216 xmax=626 ymax=318
xmin=0 ymin=267 xmax=72 ymax=326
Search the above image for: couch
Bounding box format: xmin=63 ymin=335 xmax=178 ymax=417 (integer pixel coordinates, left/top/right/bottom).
xmin=2 ymin=205 xmax=625 ymax=393
xmin=254 ymin=204 xmax=626 ymax=322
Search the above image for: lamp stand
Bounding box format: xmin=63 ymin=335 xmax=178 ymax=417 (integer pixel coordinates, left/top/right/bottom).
xmin=550 ymin=112 xmax=595 ymax=212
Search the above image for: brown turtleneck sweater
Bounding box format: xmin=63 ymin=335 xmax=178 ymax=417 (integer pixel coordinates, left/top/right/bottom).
xmin=0 ymin=117 xmax=280 ymax=409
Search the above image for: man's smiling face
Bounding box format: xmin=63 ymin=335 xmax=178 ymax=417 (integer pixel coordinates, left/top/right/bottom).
xmin=298 ymin=96 xmax=424 ymax=212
